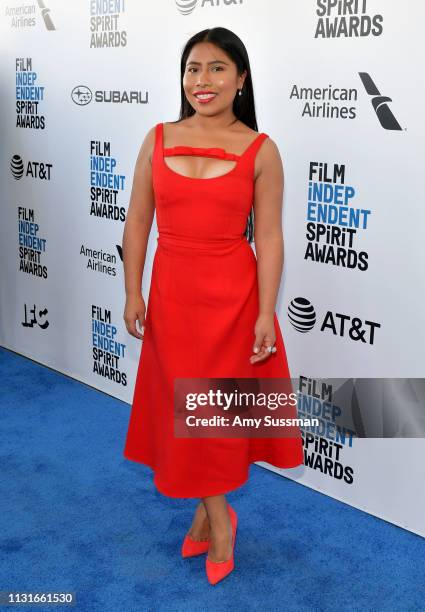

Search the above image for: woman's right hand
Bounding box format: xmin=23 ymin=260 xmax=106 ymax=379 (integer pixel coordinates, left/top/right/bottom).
xmin=123 ymin=293 xmax=146 ymax=340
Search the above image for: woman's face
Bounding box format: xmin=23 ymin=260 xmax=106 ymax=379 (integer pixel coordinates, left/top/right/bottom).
xmin=183 ymin=42 xmax=247 ymax=115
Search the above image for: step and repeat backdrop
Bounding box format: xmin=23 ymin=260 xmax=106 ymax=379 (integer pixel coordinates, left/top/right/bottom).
xmin=1 ymin=1 xmax=424 ymax=537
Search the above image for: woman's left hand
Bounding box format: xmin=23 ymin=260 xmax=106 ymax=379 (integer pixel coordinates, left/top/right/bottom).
xmin=250 ymin=313 xmax=277 ymax=364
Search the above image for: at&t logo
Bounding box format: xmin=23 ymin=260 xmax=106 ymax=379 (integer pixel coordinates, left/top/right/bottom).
xmin=11 ymin=154 xmax=52 ymax=180
xmin=288 ymin=297 xmax=380 ymax=344
xmin=175 ymin=0 xmax=243 ymax=16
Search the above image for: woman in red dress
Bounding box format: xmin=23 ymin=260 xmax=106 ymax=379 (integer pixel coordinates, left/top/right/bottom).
xmin=122 ymin=27 xmax=303 ymax=585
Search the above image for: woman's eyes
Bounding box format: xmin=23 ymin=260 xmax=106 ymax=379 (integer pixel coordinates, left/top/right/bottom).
xmin=187 ymin=66 xmax=223 ymax=73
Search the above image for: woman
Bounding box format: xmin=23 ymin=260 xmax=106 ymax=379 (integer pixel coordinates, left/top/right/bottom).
xmin=122 ymin=27 xmax=303 ymax=585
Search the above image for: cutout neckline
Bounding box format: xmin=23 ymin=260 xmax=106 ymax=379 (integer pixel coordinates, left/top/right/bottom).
xmin=160 ymin=122 xmax=266 ymax=181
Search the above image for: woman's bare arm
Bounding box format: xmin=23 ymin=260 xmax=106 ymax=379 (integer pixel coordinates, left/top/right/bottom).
xmin=250 ymin=138 xmax=285 ymax=363
xmin=122 ymin=126 xmax=156 ymax=338
xmin=253 ymin=137 xmax=284 ymax=316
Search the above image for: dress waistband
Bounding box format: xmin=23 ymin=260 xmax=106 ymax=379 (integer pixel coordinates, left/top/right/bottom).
xmin=157 ymin=232 xmax=247 ymax=253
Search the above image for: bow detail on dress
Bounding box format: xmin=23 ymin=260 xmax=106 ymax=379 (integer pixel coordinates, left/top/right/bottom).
xmin=163 ymin=145 xmax=241 ymax=162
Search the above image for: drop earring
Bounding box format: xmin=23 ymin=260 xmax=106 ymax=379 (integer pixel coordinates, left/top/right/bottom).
xmin=238 ymin=88 xmax=243 ymax=96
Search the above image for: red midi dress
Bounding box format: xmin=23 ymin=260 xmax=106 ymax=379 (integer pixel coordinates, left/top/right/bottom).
xmin=123 ymin=122 xmax=304 ymax=497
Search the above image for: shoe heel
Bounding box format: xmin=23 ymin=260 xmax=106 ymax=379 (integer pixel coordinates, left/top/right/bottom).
xmin=205 ymin=502 xmax=238 ymax=585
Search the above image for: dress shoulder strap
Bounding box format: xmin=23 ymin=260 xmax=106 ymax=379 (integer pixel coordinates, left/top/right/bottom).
xmin=152 ymin=122 xmax=163 ymax=164
xmin=237 ymin=132 xmax=269 ymax=177
xmin=242 ymin=132 xmax=269 ymax=160
xmin=155 ymin=122 xmax=163 ymax=148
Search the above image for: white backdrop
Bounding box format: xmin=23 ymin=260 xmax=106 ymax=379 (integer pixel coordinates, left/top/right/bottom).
xmin=1 ymin=0 xmax=424 ymax=537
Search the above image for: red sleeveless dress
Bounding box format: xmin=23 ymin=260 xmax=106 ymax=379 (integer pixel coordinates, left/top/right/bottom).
xmin=123 ymin=122 xmax=304 ymax=498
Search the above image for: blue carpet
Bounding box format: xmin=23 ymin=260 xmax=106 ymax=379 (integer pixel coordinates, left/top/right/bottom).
xmin=1 ymin=346 xmax=424 ymax=611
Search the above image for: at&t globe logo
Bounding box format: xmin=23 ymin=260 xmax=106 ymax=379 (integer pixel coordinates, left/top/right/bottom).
xmin=11 ymin=154 xmax=24 ymax=180
xmin=175 ymin=0 xmax=197 ymax=15
xmin=288 ymin=297 xmax=317 ymax=333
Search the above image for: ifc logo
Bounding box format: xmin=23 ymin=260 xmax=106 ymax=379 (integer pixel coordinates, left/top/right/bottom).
xmin=11 ymin=154 xmax=24 ymax=180
xmin=71 ymin=85 xmax=93 ymax=106
xmin=288 ymin=297 xmax=316 ymax=333
xmin=175 ymin=0 xmax=197 ymax=15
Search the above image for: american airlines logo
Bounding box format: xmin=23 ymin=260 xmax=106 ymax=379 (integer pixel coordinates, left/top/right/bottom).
xmin=37 ymin=0 xmax=56 ymax=30
xmin=358 ymin=73 xmax=402 ymax=130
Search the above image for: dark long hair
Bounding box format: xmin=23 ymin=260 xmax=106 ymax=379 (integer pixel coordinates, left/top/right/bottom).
xmin=176 ymin=27 xmax=259 ymax=243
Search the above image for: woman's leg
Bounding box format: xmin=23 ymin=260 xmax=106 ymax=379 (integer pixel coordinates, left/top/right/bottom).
xmin=202 ymin=494 xmax=233 ymax=562
xmin=187 ymin=500 xmax=210 ymax=541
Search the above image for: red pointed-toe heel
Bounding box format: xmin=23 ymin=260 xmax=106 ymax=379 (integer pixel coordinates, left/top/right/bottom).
xmin=181 ymin=532 xmax=210 ymax=558
xmin=205 ymin=503 xmax=238 ymax=585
